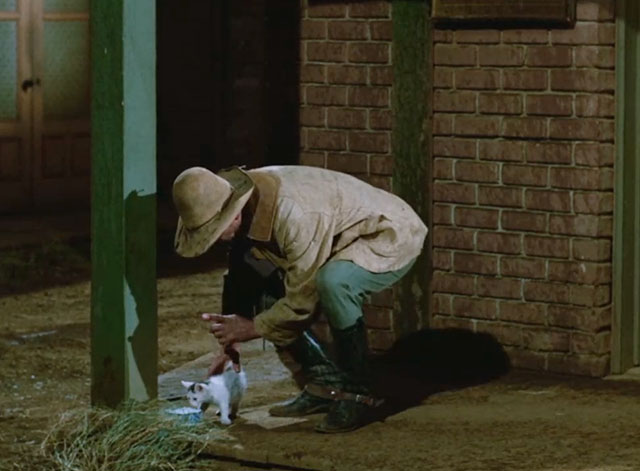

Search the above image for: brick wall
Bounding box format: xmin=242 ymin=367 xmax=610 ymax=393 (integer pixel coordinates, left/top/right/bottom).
xmin=430 ymin=0 xmax=615 ymax=376
xmin=299 ymin=1 xmax=396 ymax=350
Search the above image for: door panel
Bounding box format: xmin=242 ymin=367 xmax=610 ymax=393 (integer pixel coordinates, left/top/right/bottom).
xmin=0 ymin=0 xmax=31 ymax=213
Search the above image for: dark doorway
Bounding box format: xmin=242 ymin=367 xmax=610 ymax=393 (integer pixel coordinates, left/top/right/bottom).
xmin=156 ymin=0 xmax=300 ymax=201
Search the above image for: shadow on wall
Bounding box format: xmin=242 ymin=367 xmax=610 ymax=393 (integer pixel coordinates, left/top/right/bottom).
xmin=370 ymin=328 xmax=511 ymax=420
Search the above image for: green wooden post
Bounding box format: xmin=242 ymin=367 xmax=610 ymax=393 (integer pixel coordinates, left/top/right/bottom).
xmin=392 ymin=0 xmax=433 ymax=335
xmin=91 ymin=0 xmax=157 ymax=406
xmin=612 ymin=0 xmax=640 ymax=374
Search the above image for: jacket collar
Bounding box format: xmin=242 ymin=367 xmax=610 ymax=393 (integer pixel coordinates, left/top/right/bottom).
xmin=246 ymin=169 xmax=280 ymax=242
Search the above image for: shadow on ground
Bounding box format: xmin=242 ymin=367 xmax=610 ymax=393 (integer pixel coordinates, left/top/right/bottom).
xmin=369 ymin=327 xmax=511 ymax=421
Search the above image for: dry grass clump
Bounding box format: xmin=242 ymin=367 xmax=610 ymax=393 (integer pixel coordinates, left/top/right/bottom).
xmin=36 ymin=401 xmax=229 ymax=471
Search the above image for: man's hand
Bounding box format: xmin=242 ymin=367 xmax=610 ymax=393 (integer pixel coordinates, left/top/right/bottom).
xmin=208 ymin=345 xmax=240 ymax=376
xmin=202 ymin=313 xmax=260 ymax=348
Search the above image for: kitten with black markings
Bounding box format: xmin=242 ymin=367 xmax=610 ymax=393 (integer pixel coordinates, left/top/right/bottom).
xmin=181 ymin=362 xmax=247 ymax=425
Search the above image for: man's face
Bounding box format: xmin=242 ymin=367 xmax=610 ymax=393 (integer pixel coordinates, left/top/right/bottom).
xmin=219 ymin=212 xmax=242 ymax=241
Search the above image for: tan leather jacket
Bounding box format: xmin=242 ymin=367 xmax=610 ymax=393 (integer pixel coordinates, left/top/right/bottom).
xmin=244 ymin=165 xmax=428 ymax=346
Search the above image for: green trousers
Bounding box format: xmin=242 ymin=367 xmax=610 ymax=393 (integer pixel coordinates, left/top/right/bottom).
xmin=315 ymin=259 xmax=416 ymax=330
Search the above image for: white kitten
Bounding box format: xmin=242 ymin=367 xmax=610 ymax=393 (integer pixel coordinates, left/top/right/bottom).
xmin=181 ymin=362 xmax=247 ymax=425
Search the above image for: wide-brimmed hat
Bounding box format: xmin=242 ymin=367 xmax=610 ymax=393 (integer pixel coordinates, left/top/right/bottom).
xmin=172 ymin=166 xmax=254 ymax=257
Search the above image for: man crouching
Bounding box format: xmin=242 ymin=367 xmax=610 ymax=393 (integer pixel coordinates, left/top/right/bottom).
xmin=172 ymin=165 xmax=428 ymax=433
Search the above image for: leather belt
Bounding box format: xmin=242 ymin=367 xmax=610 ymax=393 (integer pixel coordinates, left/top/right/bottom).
xmin=306 ymin=383 xmax=384 ymax=408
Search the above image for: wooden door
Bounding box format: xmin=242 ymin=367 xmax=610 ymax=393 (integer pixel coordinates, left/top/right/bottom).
xmin=0 ymin=0 xmax=90 ymax=214
xmin=0 ymin=0 xmax=32 ymax=213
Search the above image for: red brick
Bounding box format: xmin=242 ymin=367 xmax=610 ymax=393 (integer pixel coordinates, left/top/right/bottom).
xmin=302 ymin=20 xmax=327 ymax=39
xmin=433 ymin=227 xmax=475 ymax=250
xmin=576 ymin=1 xmax=615 ymax=21
xmin=366 ymin=174 xmax=391 ymax=192
xmin=575 ymin=94 xmax=615 ymax=118
xmin=499 ymin=302 xmax=546 ymax=325
xmin=432 ymin=294 xmax=453 ymax=315
xmin=503 ymin=70 xmax=548 ymax=90
xmin=549 ymin=214 xmax=611 ymax=237
xmin=479 ymin=46 xmax=525 ymax=66
xmin=573 ymin=192 xmax=614 ymax=214
xmin=526 ymin=95 xmax=573 ymax=116
xmin=575 ymin=46 xmax=615 ymax=69
xmin=306 ymin=86 xmax=347 ymax=105
xmin=300 ymin=106 xmax=326 ymax=127
xmin=348 ymin=2 xmax=390 ymax=18
xmin=370 ymin=288 xmax=394 ymax=307
xmin=475 ymin=321 xmax=522 ymax=346
xmin=479 ymin=140 xmax=524 ymax=162
xmin=549 ymin=118 xmax=615 ymax=142
xmin=524 ymin=235 xmax=570 ymax=258
xmin=502 ymin=211 xmax=547 ymax=233
xmin=368 ymin=329 xmax=395 ymax=351
xmin=434 ymin=68 xmax=454 ymax=88
xmin=524 ymin=281 xmax=570 ymax=303
xmin=326 ymin=153 xmax=368 ymax=174
xmin=433 ymin=250 xmax=452 ymax=270
xmin=369 ymin=154 xmax=393 ymax=175
xmin=502 ymin=30 xmax=549 ymax=44
xmin=455 ymin=30 xmax=500 ymax=44
xmin=502 ymin=165 xmax=548 ymax=187
xmin=569 ymin=284 xmax=611 ymax=307
xmin=327 ymin=65 xmax=367 ymax=84
xmin=452 ymin=296 xmax=497 ymax=319
xmin=503 ymin=118 xmax=547 ymax=139
xmin=369 ymin=110 xmax=392 ymax=130
xmin=433 ymin=91 xmax=476 ymax=113
xmin=549 ymin=261 xmax=611 ymax=285
xmin=363 ymin=305 xmax=392 ymax=329
xmin=526 ymin=46 xmax=573 ymax=67
xmin=370 ymin=21 xmax=392 ymax=41
xmin=307 ymin=42 xmax=347 ymax=62
xmin=432 ymin=272 xmax=475 ymax=295
xmin=477 ymin=277 xmax=522 ymax=299
xmin=505 ymin=347 xmax=547 ymax=370
xmin=433 ymin=137 xmax=477 ymax=158
xmin=348 ymin=43 xmax=390 ymax=64
xmin=434 ymin=45 xmax=476 ymax=66
xmin=570 ymin=331 xmax=611 ymax=355
xmin=307 ymin=129 xmax=346 ymax=150
xmin=455 ymin=70 xmax=500 ymax=90
xmin=348 ymin=87 xmax=389 ymax=107
xmin=547 ymin=353 xmax=610 ymax=377
xmin=433 ymin=158 xmax=453 ymax=179
xmin=453 ymin=253 xmax=498 ymax=275
xmin=434 ymin=204 xmax=453 ymax=225
xmin=300 ymin=152 xmax=325 ymax=168
xmin=572 ymin=239 xmax=611 ymax=262
xmin=454 ymin=116 xmax=500 ymax=137
xmin=550 ymin=70 xmax=615 ymax=93
xmin=526 ymin=142 xmax=572 ymax=165
xmin=525 ymin=189 xmax=571 ymax=212
xmin=431 ymin=315 xmax=474 ymax=331
xmin=477 ymin=232 xmax=522 ymax=254
xmin=501 ymin=257 xmax=546 ymax=279
xmin=369 ymin=66 xmax=393 ymax=85
xmin=301 ymin=64 xmax=326 ymax=83
xmin=522 ymin=329 xmax=570 ymax=352
xmin=455 ymin=207 xmax=500 ymax=229
xmin=478 ymin=186 xmax=523 ymax=208
xmin=434 ymin=30 xmax=454 ymax=43
xmin=308 ymin=4 xmax=347 ymax=18
xmin=348 ymin=131 xmax=389 ymax=153
xmin=327 ymin=108 xmax=367 ymax=129
xmin=574 ymin=143 xmax=614 ymax=167
xmin=478 ymin=93 xmax=522 ymax=115
xmin=455 ymin=161 xmax=499 ymax=183
xmin=551 ymin=22 xmax=616 ymax=46
xmin=548 ymin=305 xmax=611 ymax=333
xmin=433 ymin=182 xmax=476 ymax=204
xmin=328 ymin=21 xmax=368 ymax=40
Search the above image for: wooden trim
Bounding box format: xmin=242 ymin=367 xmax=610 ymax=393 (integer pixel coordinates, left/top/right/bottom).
xmin=0 ymin=11 xmax=19 ymax=20
xmin=612 ymin=0 xmax=640 ymax=373
xmin=391 ymin=0 xmax=433 ymax=335
xmin=43 ymin=12 xmax=89 ymax=21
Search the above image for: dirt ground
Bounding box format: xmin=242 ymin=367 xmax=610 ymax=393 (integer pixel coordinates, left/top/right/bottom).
xmin=2 ymin=245 xmax=640 ymax=471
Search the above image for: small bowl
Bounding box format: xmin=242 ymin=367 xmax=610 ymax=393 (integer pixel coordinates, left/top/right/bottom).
xmin=165 ymin=406 xmax=203 ymax=424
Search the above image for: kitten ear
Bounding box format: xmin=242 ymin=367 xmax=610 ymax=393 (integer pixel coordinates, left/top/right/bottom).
xmin=195 ymin=384 xmax=205 ymax=393
xmin=181 ymin=380 xmax=194 ymax=389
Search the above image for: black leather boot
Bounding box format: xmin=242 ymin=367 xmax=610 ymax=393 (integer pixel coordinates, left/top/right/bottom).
xmin=269 ymin=331 xmax=345 ymax=417
xmin=315 ymin=319 xmax=379 ymax=433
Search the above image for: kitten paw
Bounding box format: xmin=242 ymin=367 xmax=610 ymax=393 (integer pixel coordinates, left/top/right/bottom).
xmin=220 ymin=417 xmax=232 ymax=425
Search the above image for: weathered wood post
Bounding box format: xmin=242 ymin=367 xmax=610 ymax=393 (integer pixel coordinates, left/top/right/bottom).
xmin=90 ymin=0 xmax=157 ymax=406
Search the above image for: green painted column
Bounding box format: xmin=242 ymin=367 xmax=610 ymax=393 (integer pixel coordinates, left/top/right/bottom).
xmin=91 ymin=0 xmax=157 ymax=406
xmin=392 ymin=0 xmax=432 ymax=335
